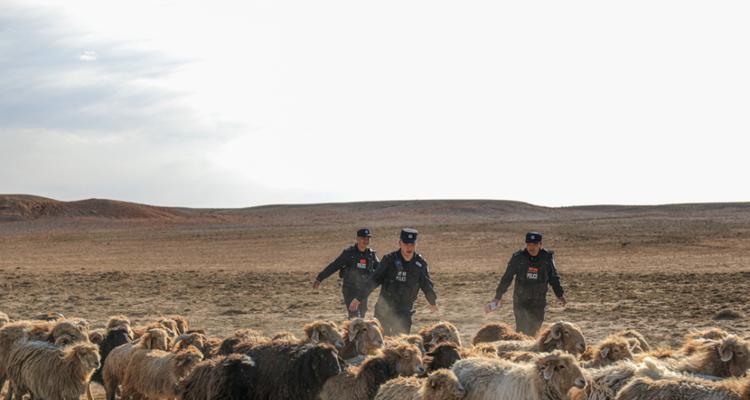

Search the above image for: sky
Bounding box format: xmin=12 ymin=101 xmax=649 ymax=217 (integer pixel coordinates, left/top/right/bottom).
xmin=1 ymin=0 xmax=749 ymax=208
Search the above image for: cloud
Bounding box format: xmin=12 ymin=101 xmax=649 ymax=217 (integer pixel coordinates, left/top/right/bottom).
xmin=79 ymin=51 xmax=98 ymax=61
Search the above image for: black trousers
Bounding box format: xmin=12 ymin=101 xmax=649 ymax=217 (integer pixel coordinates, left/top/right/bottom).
xmin=343 ymin=292 xmax=368 ymax=319
xmin=374 ymin=302 xmax=412 ymax=335
xmin=513 ymin=302 xmax=546 ymax=336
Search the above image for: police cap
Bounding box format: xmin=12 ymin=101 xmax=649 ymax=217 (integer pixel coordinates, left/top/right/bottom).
xmin=525 ymin=232 xmax=542 ymax=243
xmin=356 ymin=228 xmax=372 ymax=237
xmin=400 ymin=228 xmax=418 ymax=244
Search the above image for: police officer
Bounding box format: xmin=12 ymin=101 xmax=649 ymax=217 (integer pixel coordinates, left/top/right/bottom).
xmin=313 ymin=228 xmax=379 ymax=318
xmin=353 ymin=228 xmax=439 ymax=335
xmin=485 ymin=232 xmax=567 ymax=336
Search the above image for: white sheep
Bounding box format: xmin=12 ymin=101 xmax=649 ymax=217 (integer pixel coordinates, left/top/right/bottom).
xmin=452 ymin=351 xmax=587 ymax=400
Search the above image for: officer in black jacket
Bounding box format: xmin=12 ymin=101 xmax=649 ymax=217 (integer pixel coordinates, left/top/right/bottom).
xmin=353 ymin=228 xmax=439 ymax=335
xmin=313 ymin=228 xmax=379 ymax=318
xmin=486 ymin=232 xmax=567 ymax=336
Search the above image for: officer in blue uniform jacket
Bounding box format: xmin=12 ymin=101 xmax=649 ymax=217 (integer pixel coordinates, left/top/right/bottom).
xmin=486 ymin=232 xmax=567 ymax=336
xmin=353 ymin=228 xmax=439 ymax=335
xmin=313 ymin=228 xmax=379 ymax=318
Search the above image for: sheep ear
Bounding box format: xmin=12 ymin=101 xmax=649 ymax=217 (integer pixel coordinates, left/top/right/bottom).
xmin=599 ymin=347 xmax=610 ymax=359
xmin=310 ymin=329 xmax=320 ymax=343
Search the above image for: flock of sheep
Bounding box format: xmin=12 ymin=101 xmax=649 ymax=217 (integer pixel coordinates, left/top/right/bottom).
xmin=1 ymin=310 xmax=749 ymax=399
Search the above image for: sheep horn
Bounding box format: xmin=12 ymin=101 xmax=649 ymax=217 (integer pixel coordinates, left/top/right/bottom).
xmin=720 ymin=349 xmax=734 ymax=362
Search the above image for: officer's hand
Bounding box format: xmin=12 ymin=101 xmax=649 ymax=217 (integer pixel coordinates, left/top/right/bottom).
xmin=428 ymin=304 xmax=439 ymax=313
xmin=558 ymin=296 xmax=567 ymax=307
xmin=484 ymin=298 xmax=501 ymax=314
xmin=312 ymin=280 xmax=321 ymax=290
xmin=348 ymin=299 xmax=361 ymax=312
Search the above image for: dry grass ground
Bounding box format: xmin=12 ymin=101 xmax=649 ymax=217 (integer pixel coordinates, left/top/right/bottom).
xmin=2 ymin=196 xmax=750 ymax=398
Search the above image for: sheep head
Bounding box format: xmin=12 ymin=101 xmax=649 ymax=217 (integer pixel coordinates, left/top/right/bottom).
xmin=167 ymin=315 xmax=190 ymax=335
xmin=424 ymin=369 xmax=465 ymax=400
xmin=51 ymin=321 xmax=89 ymax=344
xmin=424 ymin=342 xmax=461 ymax=372
xmin=142 ymin=328 xmax=170 ymax=350
xmin=307 ymin=344 xmax=344 ymax=383
xmin=541 ymin=321 xmax=586 ymax=356
xmin=385 ymin=343 xmax=424 ymax=376
xmin=596 ymin=337 xmax=634 ymax=366
xmin=717 ymin=335 xmax=750 ymax=377
xmin=420 ymin=321 xmax=462 ymax=350
xmin=72 ymin=342 xmax=101 ymax=371
xmin=304 ymin=320 xmax=344 ymax=349
xmin=536 ymin=351 xmax=586 ymax=395
xmin=346 ymin=318 xmax=384 ymax=356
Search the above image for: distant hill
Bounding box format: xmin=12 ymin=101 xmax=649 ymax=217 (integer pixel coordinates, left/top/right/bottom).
xmin=1 ymin=194 xmax=749 ymax=225
xmin=0 ymin=195 xmax=187 ymax=222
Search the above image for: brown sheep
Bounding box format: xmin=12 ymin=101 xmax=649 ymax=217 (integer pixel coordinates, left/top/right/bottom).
xmin=582 ymin=336 xmax=634 ymax=368
xmin=102 ymin=328 xmax=170 ymax=400
xmin=132 ymin=318 xmax=180 ymax=340
xmin=614 ymin=329 xmax=650 ymax=353
xmin=6 ymin=340 xmax=100 ymax=400
xmin=459 ymin=343 xmax=499 ymax=359
xmin=303 ymin=320 xmax=345 ymax=349
xmin=615 ymin=373 xmax=750 ymax=400
xmin=385 ymin=334 xmax=426 ymax=356
xmin=419 ymin=321 xmax=462 ymax=351
xmin=271 ymin=331 xmax=300 ymax=342
xmin=675 ymin=334 xmax=750 ymax=378
xmin=89 ymin=329 xmax=106 ymax=345
xmin=319 ymin=342 xmax=425 ymax=400
xmin=180 ymin=353 xmax=258 ymax=400
xmin=120 ymin=346 xmax=204 ymax=399
xmin=424 ymin=343 xmax=462 ymax=373
xmin=472 ymin=322 xmax=532 ymax=345
xmin=340 ymin=318 xmax=385 ymax=359
xmin=173 ymin=332 xmax=212 ymax=355
xmin=493 ymin=321 xmax=587 ymax=357
xmin=375 ymin=369 xmax=466 ymax=400
xmin=167 ymin=315 xmax=190 ymax=335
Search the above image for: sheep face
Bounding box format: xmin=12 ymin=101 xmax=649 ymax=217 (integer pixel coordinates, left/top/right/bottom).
xmin=425 ymin=343 xmax=461 ymax=372
xmin=717 ymin=336 xmax=750 ymax=377
xmin=542 ymin=322 xmax=586 ymax=356
xmin=425 ymin=369 xmax=465 ymax=400
xmin=349 ymin=319 xmax=384 ymax=355
xmin=597 ymin=338 xmax=633 ymax=365
xmin=422 ymin=322 xmax=461 ymax=349
xmin=309 ymin=344 xmax=344 ymax=382
xmin=305 ymin=321 xmax=345 ymax=349
xmin=74 ymin=343 xmax=102 ymax=371
xmin=393 ymin=343 xmax=425 ymax=376
xmin=51 ymin=321 xmax=89 ymax=344
xmin=536 ymin=352 xmax=586 ymax=393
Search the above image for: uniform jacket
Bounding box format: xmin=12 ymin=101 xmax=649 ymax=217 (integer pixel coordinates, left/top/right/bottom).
xmin=494 ymin=248 xmax=564 ymax=305
xmin=365 ymin=250 xmax=437 ymax=312
xmin=316 ymin=245 xmax=379 ymax=298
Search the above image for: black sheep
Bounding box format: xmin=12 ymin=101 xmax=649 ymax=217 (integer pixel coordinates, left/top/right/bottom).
xmin=424 ymin=343 xmax=462 ymax=373
xmin=181 ymin=354 xmax=257 ymax=400
xmin=241 ymin=342 xmax=343 ymax=400
xmin=91 ymin=327 xmax=132 ymax=385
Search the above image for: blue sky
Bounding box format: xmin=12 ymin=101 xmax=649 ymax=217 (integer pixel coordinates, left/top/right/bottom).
xmin=2 ymin=1 xmax=749 ymax=207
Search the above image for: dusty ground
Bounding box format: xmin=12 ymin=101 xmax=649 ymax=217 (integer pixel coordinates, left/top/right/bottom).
xmin=1 ymin=197 xmax=750 ymax=398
